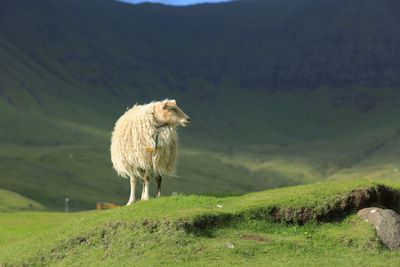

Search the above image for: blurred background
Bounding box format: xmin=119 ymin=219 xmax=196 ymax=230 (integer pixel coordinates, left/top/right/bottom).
xmin=1 ymin=0 xmax=400 ymax=211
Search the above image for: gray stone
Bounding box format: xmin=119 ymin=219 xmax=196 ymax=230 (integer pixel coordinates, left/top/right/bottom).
xmin=357 ymin=207 xmax=400 ymax=249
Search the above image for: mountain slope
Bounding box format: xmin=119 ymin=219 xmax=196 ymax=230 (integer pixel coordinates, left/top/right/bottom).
xmin=0 ymin=188 xmax=44 ymax=212
xmin=3 ymin=0 xmax=400 ymax=94
xmin=1 ymin=0 xmax=400 ymax=209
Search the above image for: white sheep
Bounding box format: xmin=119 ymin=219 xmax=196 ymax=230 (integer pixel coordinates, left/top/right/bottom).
xmin=110 ymin=99 xmax=190 ymax=205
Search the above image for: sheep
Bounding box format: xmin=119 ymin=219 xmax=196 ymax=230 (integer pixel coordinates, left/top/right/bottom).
xmin=110 ymin=99 xmax=190 ymax=205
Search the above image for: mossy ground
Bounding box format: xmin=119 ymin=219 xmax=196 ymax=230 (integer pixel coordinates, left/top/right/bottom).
xmin=1 ymin=179 xmax=400 ymax=266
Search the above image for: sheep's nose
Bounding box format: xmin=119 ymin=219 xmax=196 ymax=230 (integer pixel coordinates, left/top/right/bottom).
xmin=187 ymin=117 xmax=191 ymax=122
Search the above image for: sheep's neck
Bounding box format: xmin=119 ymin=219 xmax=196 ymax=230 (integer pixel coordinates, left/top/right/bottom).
xmin=152 ymin=123 xmax=170 ymax=148
xmin=155 ymin=123 xmax=168 ymax=129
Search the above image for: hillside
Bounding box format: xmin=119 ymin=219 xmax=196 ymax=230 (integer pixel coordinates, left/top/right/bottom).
xmin=1 ymin=0 xmax=400 ymax=209
xmin=0 ymin=189 xmax=44 ymax=212
xmin=1 ymin=180 xmax=400 ymax=266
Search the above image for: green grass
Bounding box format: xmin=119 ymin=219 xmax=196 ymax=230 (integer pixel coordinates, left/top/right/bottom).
xmin=1 ymin=179 xmax=400 ymax=266
xmin=0 ymin=212 xmax=69 ymax=249
xmin=0 ymin=188 xmax=44 ymax=212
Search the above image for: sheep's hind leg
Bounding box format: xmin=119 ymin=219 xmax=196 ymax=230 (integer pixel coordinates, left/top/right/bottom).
xmin=141 ymin=171 xmax=151 ymax=201
xmin=156 ymin=175 xmax=162 ymax=197
xmin=127 ymin=176 xmax=136 ymax=205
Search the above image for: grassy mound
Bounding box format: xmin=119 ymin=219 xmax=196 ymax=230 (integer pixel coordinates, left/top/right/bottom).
xmin=0 ymin=188 xmax=44 ymax=212
xmin=1 ymin=180 xmax=400 ymax=266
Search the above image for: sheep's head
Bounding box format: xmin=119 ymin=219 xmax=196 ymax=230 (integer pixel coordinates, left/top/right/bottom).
xmin=153 ymin=99 xmax=191 ymax=127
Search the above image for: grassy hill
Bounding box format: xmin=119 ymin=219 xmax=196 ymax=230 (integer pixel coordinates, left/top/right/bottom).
xmin=0 ymin=188 xmax=44 ymax=212
xmin=1 ymin=180 xmax=400 ymax=266
xmin=1 ymin=0 xmax=400 ymax=210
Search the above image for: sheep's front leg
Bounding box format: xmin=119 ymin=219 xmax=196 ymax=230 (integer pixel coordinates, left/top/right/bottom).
xmin=156 ymin=175 xmax=162 ymax=197
xmin=141 ymin=172 xmax=150 ymax=201
xmin=127 ymin=176 xmax=136 ymax=205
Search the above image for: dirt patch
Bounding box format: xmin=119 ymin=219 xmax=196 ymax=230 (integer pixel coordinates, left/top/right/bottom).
xmin=177 ymin=213 xmax=240 ymax=235
xmin=317 ymin=185 xmax=400 ymax=222
xmin=142 ymin=219 xmax=159 ymax=232
xmin=270 ymin=185 xmax=400 ymax=224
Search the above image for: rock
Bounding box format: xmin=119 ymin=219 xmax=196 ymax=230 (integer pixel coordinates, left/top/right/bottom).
xmin=357 ymin=207 xmax=400 ymax=249
xmin=224 ymin=242 xmax=235 ymax=249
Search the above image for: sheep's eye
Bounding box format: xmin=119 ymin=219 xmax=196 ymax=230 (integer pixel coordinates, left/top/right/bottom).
xmin=170 ymin=108 xmax=177 ymax=112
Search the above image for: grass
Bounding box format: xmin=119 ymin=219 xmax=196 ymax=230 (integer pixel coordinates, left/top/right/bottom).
xmin=0 ymin=188 xmax=44 ymax=212
xmin=1 ymin=179 xmax=400 ymax=266
xmin=0 ymin=212 xmax=69 ymax=249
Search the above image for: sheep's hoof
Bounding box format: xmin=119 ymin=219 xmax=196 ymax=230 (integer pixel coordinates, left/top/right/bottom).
xmin=126 ymin=200 xmax=136 ymax=206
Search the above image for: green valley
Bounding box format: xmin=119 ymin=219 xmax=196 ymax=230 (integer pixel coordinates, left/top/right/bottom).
xmin=1 ymin=0 xmax=400 ymax=210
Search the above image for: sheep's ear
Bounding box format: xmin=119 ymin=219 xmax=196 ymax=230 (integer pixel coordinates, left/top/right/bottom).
xmin=162 ymin=102 xmax=168 ymax=109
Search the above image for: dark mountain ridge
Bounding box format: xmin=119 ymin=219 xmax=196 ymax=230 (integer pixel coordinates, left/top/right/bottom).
xmin=2 ymin=0 xmax=400 ymax=94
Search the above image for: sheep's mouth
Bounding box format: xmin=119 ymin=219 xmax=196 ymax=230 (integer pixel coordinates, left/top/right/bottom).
xmin=180 ymin=121 xmax=190 ymax=127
